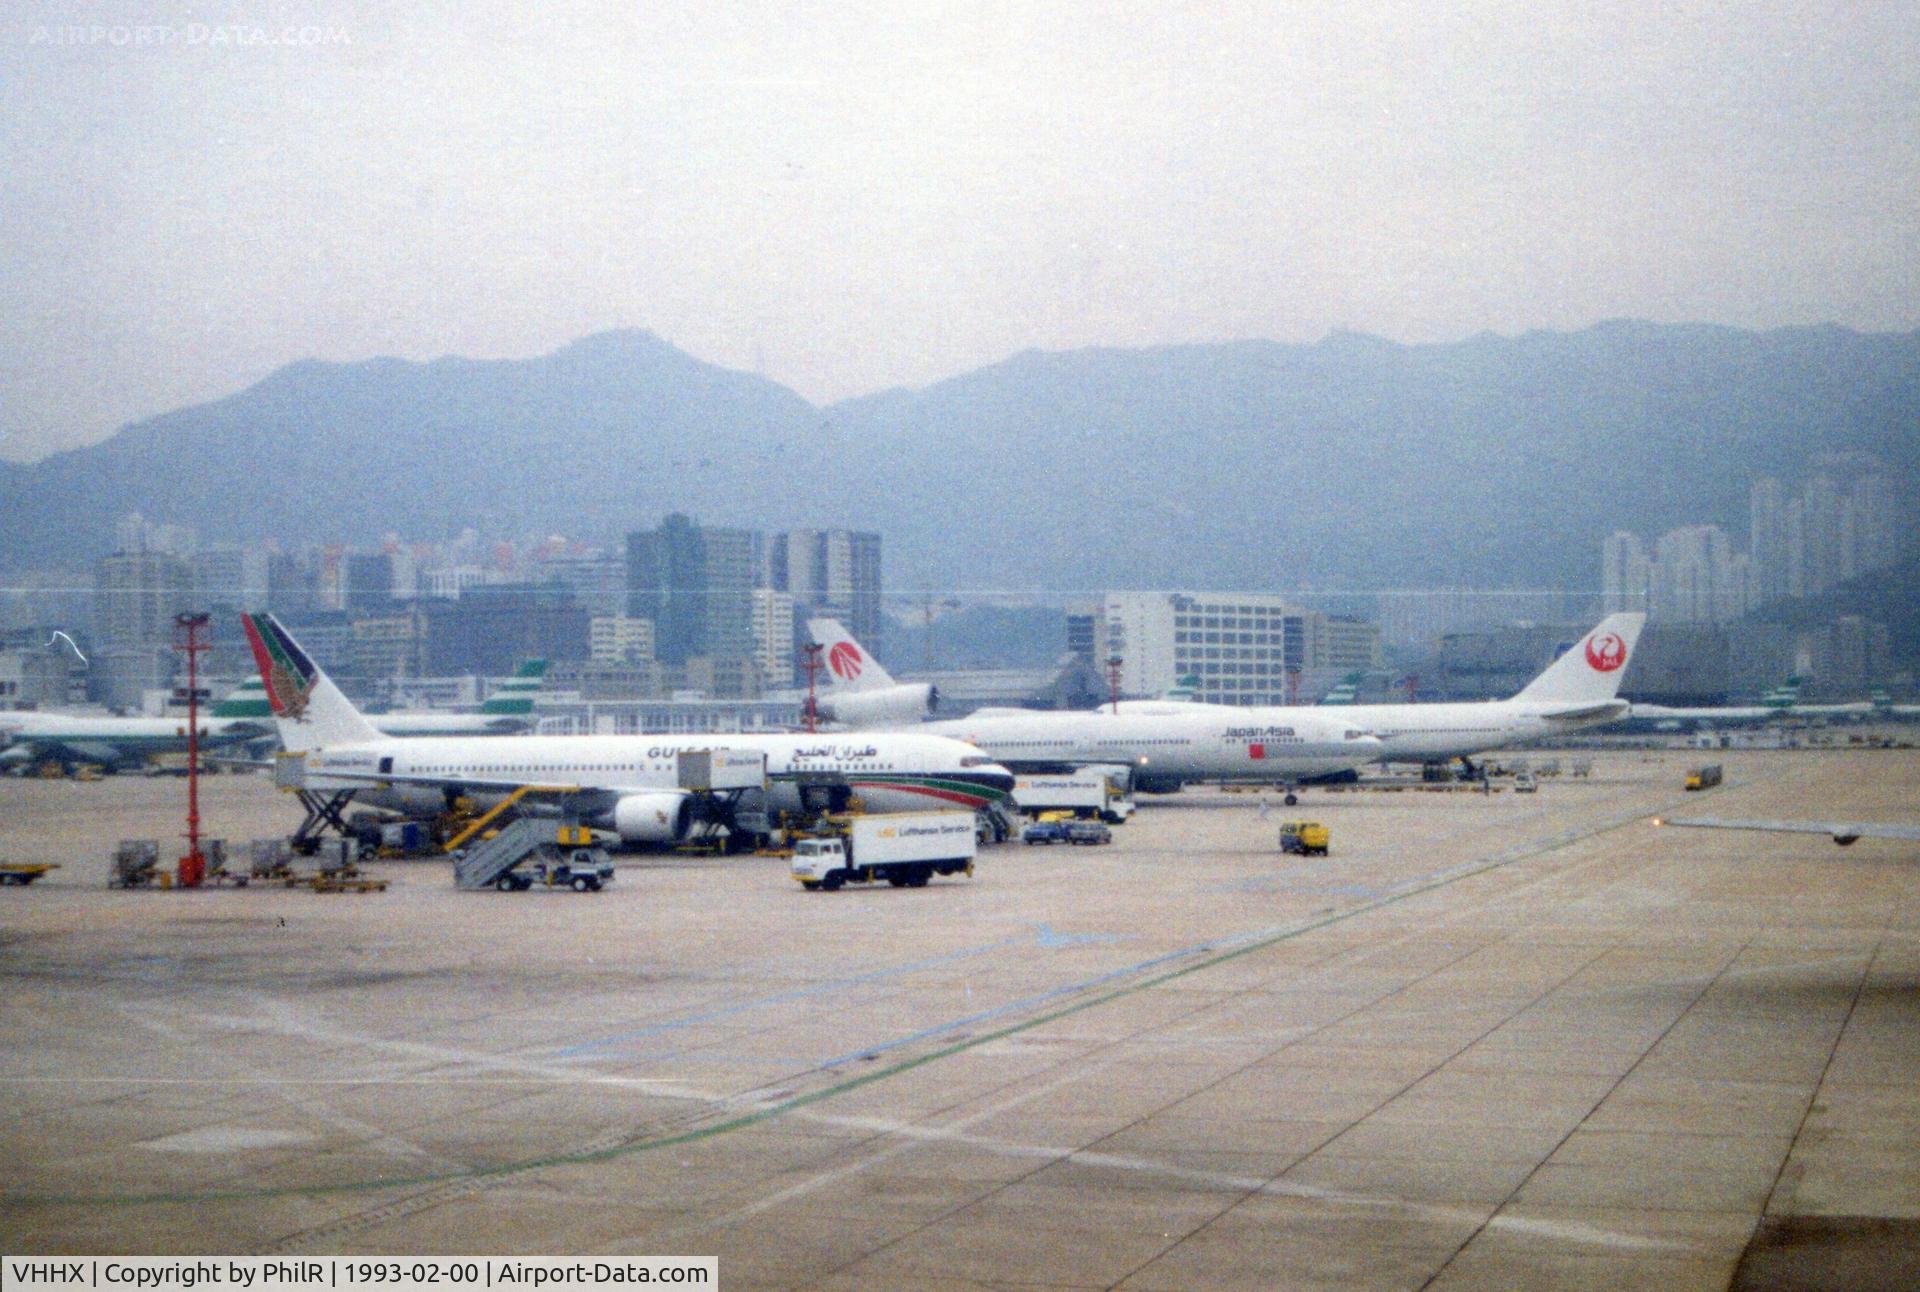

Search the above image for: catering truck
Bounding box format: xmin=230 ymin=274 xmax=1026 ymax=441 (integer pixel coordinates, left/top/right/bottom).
xmin=1011 ymin=767 xmax=1135 ymax=823
xmin=790 ymin=811 xmax=978 ymax=891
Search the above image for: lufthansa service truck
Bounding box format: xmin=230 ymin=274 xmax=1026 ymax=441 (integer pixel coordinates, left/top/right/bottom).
xmin=791 ymin=811 xmax=978 ymax=891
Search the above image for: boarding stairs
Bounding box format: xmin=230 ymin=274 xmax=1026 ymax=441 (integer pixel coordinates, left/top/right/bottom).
xmin=452 ymin=818 xmax=555 ymax=891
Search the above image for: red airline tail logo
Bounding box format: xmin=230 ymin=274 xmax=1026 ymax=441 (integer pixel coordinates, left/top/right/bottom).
xmin=828 ymin=641 xmax=864 ymax=681
xmin=1585 ymin=631 xmax=1627 ymax=673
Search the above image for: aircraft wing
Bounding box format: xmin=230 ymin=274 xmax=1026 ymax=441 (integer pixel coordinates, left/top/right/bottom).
xmin=209 ymin=753 xmax=276 ymax=771
xmin=1659 ymin=817 xmax=1920 ymax=846
xmin=301 ymin=765 xmax=625 ymax=810
xmin=61 ymin=740 xmax=133 ymax=766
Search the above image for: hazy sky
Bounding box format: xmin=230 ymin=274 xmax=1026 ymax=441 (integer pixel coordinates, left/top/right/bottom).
xmin=3 ymin=1 xmax=1916 ymax=461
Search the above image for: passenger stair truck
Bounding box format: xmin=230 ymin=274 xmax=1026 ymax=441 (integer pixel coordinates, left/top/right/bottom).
xmin=791 ymin=811 xmax=978 ymax=891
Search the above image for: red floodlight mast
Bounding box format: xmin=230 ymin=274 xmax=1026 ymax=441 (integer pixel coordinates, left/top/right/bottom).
xmin=174 ymin=613 xmax=210 ymax=887
xmin=802 ymin=642 xmax=824 ymax=733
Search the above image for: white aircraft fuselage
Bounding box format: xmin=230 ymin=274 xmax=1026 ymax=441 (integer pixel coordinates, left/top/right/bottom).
xmin=304 ymin=730 xmax=1016 ymax=822
xmin=0 ymin=710 xmax=265 ymax=768
xmin=920 ymin=708 xmax=1381 ymax=788
xmin=1113 ymin=613 xmax=1648 ymax=765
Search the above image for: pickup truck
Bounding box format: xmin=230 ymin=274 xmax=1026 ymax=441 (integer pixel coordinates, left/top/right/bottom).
xmin=494 ymin=852 xmax=615 ymax=892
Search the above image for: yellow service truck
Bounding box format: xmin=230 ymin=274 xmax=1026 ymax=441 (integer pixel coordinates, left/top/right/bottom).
xmin=1279 ymin=821 xmax=1330 ymax=856
xmin=1684 ymin=764 xmax=1724 ymax=791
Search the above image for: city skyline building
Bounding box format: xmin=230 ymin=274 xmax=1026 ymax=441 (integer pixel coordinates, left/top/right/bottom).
xmin=751 ymin=588 xmax=797 ymax=688
xmin=766 ymin=528 xmax=883 ymax=653
xmin=626 ymin=514 xmax=759 ymax=666
xmin=1102 ymin=591 xmax=1382 ymax=704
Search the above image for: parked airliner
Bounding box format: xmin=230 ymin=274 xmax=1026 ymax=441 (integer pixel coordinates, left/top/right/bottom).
xmin=919 ymin=704 xmax=1383 ymax=796
xmin=213 ymin=660 xmax=548 ymax=739
xmin=786 ymin=622 xmax=1381 ymax=796
xmin=1115 ymin=613 xmax=1647 ymax=772
xmin=0 ymin=685 xmax=271 ymax=773
xmin=242 ymin=614 xmax=1014 ymax=844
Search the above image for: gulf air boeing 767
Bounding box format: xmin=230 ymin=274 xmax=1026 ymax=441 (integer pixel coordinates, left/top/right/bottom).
xmin=242 ymin=614 xmax=1014 ymax=845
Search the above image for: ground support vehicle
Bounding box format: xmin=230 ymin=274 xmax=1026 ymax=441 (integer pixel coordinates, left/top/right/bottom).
xmin=1685 ymin=764 xmax=1724 ymax=791
xmin=1279 ymin=820 xmax=1330 ymax=856
xmin=1022 ymin=821 xmax=1070 ymax=846
xmin=0 ymin=862 xmax=58 ymax=886
xmin=1513 ymin=771 xmax=1538 ymax=793
xmin=109 ymin=840 xmax=161 ymax=888
xmin=493 ymin=853 xmax=616 ymax=892
xmin=792 ymin=811 xmax=977 ymax=891
xmin=1012 ymin=772 xmax=1135 ymax=824
xmin=458 ymin=821 xmax=614 ymax=892
xmin=1064 ymin=821 xmax=1112 ymax=845
xmin=248 ymin=839 xmax=297 ymax=882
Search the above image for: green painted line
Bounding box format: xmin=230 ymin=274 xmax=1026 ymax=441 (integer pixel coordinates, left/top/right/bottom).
xmin=5 ymin=794 xmax=1681 ymax=1210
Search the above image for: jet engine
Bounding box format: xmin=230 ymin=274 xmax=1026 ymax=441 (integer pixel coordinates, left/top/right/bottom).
xmin=605 ymin=792 xmax=694 ymax=844
xmin=816 ymin=683 xmax=938 ymax=727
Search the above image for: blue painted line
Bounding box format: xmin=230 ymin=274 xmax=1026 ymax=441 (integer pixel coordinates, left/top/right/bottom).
xmin=1031 ymin=923 xmax=1121 ymax=948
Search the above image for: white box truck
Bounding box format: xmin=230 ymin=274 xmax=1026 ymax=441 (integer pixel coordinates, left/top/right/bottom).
xmin=790 ymin=811 xmax=978 ymax=891
xmin=1012 ymin=770 xmax=1135 ymax=823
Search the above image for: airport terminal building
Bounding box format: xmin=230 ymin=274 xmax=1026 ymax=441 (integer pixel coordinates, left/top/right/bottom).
xmin=1102 ymin=591 xmax=1382 ymax=705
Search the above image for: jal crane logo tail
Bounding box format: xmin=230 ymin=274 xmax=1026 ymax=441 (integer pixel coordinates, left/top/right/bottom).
xmin=1584 ymin=631 xmax=1627 ymax=673
xmin=1514 ymin=613 xmax=1646 ymax=707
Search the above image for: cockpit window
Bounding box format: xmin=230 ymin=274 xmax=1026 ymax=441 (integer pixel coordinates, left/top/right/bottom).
xmin=1345 ymin=729 xmax=1368 ymax=740
xmin=960 ymin=755 xmax=996 ymax=768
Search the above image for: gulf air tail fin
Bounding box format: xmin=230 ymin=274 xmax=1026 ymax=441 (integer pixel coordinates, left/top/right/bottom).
xmin=806 ymin=619 xmax=896 ymax=692
xmin=1514 ymin=613 xmax=1646 ymax=707
xmin=240 ymin=613 xmax=383 ymax=752
xmin=480 ymin=659 xmax=547 ymax=715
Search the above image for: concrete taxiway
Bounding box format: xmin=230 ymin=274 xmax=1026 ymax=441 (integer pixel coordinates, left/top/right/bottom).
xmin=1 ymin=750 xmax=1916 ymax=1290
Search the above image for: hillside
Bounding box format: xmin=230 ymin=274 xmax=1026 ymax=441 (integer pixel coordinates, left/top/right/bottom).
xmin=3 ymin=323 xmax=1914 ymax=595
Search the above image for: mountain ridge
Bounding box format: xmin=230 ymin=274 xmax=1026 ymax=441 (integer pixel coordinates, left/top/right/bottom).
xmin=3 ymin=322 xmax=1914 ymax=595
